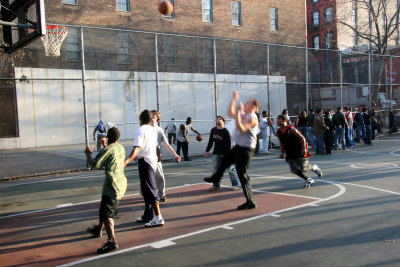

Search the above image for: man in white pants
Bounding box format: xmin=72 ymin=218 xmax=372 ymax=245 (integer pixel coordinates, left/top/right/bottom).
xmin=151 ymin=110 xmax=181 ymax=202
xmin=259 ymin=110 xmax=271 ymax=153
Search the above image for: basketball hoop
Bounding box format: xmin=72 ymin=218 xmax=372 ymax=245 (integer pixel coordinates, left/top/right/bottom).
xmin=41 ymin=25 xmax=69 ymax=57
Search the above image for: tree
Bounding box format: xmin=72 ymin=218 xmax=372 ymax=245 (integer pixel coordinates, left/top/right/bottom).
xmin=336 ymin=0 xmax=400 ymax=108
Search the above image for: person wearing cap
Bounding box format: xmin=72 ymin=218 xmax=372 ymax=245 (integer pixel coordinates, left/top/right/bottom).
xmin=93 ymin=120 xmax=107 ymax=151
xmin=176 ymin=117 xmax=200 ymax=161
xmin=205 ymin=115 xmax=239 ymax=191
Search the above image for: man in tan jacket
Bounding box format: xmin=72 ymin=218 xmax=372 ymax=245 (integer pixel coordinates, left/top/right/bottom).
xmin=314 ymin=107 xmax=329 ymax=155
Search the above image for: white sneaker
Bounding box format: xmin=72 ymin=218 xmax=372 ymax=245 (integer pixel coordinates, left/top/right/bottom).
xmin=312 ymin=165 xmax=322 ymax=177
xmin=145 ymin=217 xmax=165 ymax=227
xmin=230 ymin=186 xmax=238 ymax=191
xmin=304 ymin=178 xmax=315 ymax=188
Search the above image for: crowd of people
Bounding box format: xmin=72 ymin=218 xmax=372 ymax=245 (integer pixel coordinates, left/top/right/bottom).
xmin=285 ymin=106 xmax=381 ymax=155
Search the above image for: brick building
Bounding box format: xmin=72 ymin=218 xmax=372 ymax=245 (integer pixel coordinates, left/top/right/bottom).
xmin=307 ymin=0 xmax=338 ymax=84
xmin=1 ymin=0 xmax=308 ymax=145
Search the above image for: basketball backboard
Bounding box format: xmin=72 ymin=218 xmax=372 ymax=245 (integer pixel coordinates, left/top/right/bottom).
xmin=0 ymin=0 xmax=46 ymax=54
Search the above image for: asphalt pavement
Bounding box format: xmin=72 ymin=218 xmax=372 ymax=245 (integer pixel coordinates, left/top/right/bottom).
xmin=0 ymin=135 xmax=281 ymax=181
xmin=1 ymin=132 xmax=399 ymax=266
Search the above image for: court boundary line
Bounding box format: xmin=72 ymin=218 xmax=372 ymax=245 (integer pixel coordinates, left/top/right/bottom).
xmin=57 ymin=180 xmax=346 ymax=267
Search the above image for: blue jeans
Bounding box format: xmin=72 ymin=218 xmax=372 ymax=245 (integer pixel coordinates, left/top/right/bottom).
xmin=345 ymin=128 xmax=355 ymax=148
xmin=355 ymin=125 xmax=365 ymax=142
xmin=298 ymin=126 xmax=308 ymax=142
xmin=334 ymin=127 xmax=346 ymax=150
xmin=308 ymin=127 xmax=315 ymax=150
xmin=364 ymin=125 xmax=372 ymax=144
xmin=315 ymin=133 xmax=325 ymax=154
xmin=212 ymin=154 xmax=239 ymax=188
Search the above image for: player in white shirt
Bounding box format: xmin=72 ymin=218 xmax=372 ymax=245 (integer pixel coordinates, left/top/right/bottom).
xmin=124 ymin=110 xmax=165 ymax=227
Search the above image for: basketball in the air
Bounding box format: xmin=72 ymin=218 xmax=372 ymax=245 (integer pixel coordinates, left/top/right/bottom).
xmin=267 ymin=119 xmax=274 ymax=126
xmin=196 ymin=134 xmax=203 ymax=142
xmin=158 ymin=1 xmax=173 ymax=15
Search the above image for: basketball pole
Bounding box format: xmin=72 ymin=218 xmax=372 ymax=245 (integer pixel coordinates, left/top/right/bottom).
xmin=80 ymin=26 xmax=89 ymax=168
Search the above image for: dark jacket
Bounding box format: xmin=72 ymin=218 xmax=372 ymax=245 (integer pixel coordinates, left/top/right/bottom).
xmin=332 ymin=112 xmax=348 ymax=128
xmin=354 ymin=112 xmax=364 ymax=126
xmin=324 ymin=116 xmax=334 ymax=130
xmin=363 ymin=112 xmax=371 ymax=126
xmin=205 ymin=127 xmax=232 ymax=155
xmin=306 ymin=113 xmax=315 ymax=127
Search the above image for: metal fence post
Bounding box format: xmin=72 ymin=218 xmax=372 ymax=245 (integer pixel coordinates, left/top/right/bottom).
xmin=390 ymin=55 xmax=393 ymax=112
xmin=80 ymin=27 xmax=89 ymax=149
xmin=213 ymin=38 xmax=218 ymax=117
xmin=368 ymin=53 xmax=372 ymax=110
xmin=155 ymin=33 xmax=160 ymax=113
xmin=305 ymin=46 xmax=309 ymax=112
xmin=267 ymin=44 xmax=271 ymax=117
xmin=339 ymin=51 xmax=343 ymax=108
xmin=80 ymin=27 xmax=89 ymax=168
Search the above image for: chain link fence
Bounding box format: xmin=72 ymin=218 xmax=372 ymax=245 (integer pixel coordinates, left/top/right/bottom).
xmin=1 ymin=25 xmax=399 ymax=144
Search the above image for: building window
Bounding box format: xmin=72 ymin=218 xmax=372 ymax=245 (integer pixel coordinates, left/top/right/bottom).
xmin=231 ymin=1 xmax=241 ymax=26
xmin=164 ymin=0 xmax=175 ymax=18
xmin=233 ymin=42 xmax=242 ymax=68
xmin=116 ymin=0 xmax=129 ymax=12
xmin=65 ymin=27 xmax=80 ymax=61
xmin=117 ymin=32 xmax=131 ymax=64
xmin=204 ymin=39 xmax=214 ymax=67
xmin=62 ymin=0 xmax=77 ymax=5
xmin=325 ymin=7 xmax=332 ymax=23
xmin=325 ymin=32 xmax=333 ymax=49
xmin=313 ymin=35 xmax=320 ymax=50
xmin=164 ymin=35 xmax=176 ymax=65
xmin=312 ymin=11 xmax=319 ymax=26
xmin=202 ymin=0 xmax=212 ymax=22
xmin=312 ymin=0 xmax=319 ymax=3
xmin=269 ymin=8 xmax=278 ymax=31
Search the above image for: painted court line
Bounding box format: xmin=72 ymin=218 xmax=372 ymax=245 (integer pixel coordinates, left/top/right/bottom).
xmin=58 ymin=181 xmax=346 ymax=267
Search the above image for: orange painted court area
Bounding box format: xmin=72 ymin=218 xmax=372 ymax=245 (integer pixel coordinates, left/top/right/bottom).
xmin=0 ymin=184 xmax=316 ymax=266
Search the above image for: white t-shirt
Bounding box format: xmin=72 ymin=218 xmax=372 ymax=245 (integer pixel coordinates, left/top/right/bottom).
xmin=133 ymin=124 xmax=158 ymax=171
xmin=166 ymin=121 xmax=176 ymax=133
xmin=155 ymin=125 xmax=168 ymax=147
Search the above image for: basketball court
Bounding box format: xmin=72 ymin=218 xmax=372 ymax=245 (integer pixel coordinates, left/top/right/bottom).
xmin=1 ymin=1 xmax=399 ymax=266
xmin=1 ymin=134 xmax=400 ymax=266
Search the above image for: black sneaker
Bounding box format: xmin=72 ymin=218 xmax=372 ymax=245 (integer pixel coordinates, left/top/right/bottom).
xmin=204 ymin=177 xmax=213 ymax=183
xmin=97 ymin=241 xmax=118 ymax=253
xmin=237 ymin=202 xmax=257 ymax=210
xmin=87 ymin=225 xmax=102 ymax=238
xmin=160 ymin=196 xmax=167 ymax=202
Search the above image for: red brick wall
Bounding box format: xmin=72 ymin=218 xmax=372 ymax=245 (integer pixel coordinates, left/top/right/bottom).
xmin=45 ymin=0 xmax=306 ymax=46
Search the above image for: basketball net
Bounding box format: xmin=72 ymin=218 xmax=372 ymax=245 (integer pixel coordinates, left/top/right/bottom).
xmin=41 ymin=25 xmax=69 ymax=57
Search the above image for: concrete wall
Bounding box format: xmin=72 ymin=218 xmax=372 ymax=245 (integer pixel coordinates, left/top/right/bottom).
xmin=0 ymin=68 xmax=286 ymax=149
